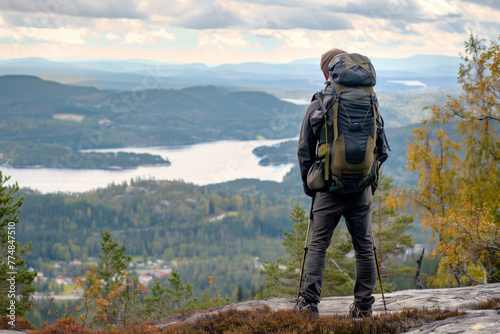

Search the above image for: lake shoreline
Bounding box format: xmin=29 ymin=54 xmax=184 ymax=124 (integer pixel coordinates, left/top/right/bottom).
xmin=0 ymin=138 xmax=296 ymax=194
xmin=1 ymin=162 xmax=172 ymax=170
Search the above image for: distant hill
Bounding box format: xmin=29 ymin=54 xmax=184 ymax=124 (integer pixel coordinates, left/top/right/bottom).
xmin=0 ymin=75 xmax=105 ymax=117
xmin=0 ymin=55 xmax=461 ymax=93
xmin=0 ymin=75 xmax=304 ymax=168
xmin=0 ymin=75 xmax=303 ymax=145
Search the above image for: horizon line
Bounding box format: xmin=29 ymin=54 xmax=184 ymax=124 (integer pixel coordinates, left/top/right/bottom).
xmin=0 ymin=53 xmax=461 ymax=67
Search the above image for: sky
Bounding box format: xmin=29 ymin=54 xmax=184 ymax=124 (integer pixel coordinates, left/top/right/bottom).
xmin=0 ymin=0 xmax=498 ymax=64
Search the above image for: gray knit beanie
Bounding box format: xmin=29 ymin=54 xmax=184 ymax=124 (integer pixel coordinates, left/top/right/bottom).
xmin=320 ymin=48 xmax=347 ymax=75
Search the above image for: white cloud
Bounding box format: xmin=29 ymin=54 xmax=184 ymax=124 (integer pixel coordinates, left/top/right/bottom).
xmin=136 ymin=1 xmax=149 ymax=12
xmin=94 ymin=18 xmax=143 ymax=31
xmin=149 ymin=28 xmax=176 ymax=39
xmin=415 ymin=0 xmax=460 ymax=17
xmin=0 ymin=0 xmax=498 ymax=63
xmin=253 ymin=29 xmax=349 ymax=50
xmin=123 ymin=27 xmax=175 ymax=44
xmin=0 ymin=26 xmax=87 ymax=44
xmin=123 ymin=31 xmax=143 ymax=44
xmin=105 ymin=32 xmax=120 ymax=41
xmin=197 ymin=30 xmax=250 ymax=49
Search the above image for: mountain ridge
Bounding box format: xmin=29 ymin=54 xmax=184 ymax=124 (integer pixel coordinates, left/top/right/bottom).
xmin=0 ymin=55 xmax=461 ymax=92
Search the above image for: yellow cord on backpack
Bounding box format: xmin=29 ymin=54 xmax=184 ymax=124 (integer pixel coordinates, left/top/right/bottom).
xmin=333 ymin=100 xmax=339 ymax=142
xmin=324 ymin=114 xmax=330 ymax=181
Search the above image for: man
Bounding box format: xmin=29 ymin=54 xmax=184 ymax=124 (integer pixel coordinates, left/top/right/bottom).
xmin=296 ymin=48 xmax=389 ymax=318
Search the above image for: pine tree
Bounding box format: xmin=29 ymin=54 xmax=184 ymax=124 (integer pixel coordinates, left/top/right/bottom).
xmin=260 ymin=203 xmax=309 ymax=296
xmin=237 ymin=282 xmax=244 ymax=301
xmin=261 ymin=203 xmax=355 ymax=297
xmin=165 ymin=270 xmax=193 ymax=310
xmin=96 ymin=229 xmax=131 ymax=298
xmin=373 ymin=172 xmax=414 ymax=291
xmin=0 ymin=172 xmax=37 ymax=317
xmin=142 ymin=270 xmax=193 ymax=317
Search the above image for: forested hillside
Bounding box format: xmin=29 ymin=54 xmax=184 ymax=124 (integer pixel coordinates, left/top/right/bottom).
xmin=17 ymin=172 xmax=307 ymax=299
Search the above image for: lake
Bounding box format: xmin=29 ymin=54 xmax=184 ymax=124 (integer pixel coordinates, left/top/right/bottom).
xmin=0 ymin=138 xmax=296 ymax=193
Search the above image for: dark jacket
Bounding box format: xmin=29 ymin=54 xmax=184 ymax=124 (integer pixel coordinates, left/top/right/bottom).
xmin=297 ymin=89 xmax=390 ymax=197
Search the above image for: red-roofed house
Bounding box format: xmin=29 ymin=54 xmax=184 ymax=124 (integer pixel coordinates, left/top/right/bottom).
xmin=139 ymin=275 xmax=153 ymax=285
xmin=153 ymin=269 xmax=171 ymax=279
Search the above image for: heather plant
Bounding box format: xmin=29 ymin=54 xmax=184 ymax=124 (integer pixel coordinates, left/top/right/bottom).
xmin=0 ymin=315 xmax=36 ymax=330
xmin=161 ymin=305 xmax=468 ymax=334
xmin=36 ymin=317 xmax=162 ymax=334
xmin=29 ymin=297 xmax=500 ymax=334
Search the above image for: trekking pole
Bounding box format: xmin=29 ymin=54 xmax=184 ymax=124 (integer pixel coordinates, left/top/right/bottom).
xmin=372 ymin=236 xmax=387 ymax=311
xmin=297 ymin=197 xmax=314 ymax=300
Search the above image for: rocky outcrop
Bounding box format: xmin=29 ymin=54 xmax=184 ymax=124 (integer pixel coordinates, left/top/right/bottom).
xmin=5 ymin=284 xmax=498 ymax=333
xmin=160 ymin=283 xmax=500 ymax=333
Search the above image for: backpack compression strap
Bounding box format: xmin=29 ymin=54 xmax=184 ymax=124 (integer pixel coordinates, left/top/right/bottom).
xmin=317 ymin=94 xmax=330 ymax=181
xmin=333 ymin=94 xmax=339 ymax=142
xmin=324 ymin=114 xmax=329 ymax=181
xmin=374 ymin=106 xmax=377 ymax=143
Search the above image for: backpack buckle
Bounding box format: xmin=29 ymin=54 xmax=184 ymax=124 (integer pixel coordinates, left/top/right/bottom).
xmin=348 ymin=123 xmax=363 ymax=131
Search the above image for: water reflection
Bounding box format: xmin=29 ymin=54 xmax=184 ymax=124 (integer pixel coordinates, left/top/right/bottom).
xmin=1 ymin=138 xmax=295 ymax=193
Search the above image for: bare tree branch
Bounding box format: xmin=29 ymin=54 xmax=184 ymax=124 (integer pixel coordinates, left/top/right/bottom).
xmin=328 ymin=258 xmax=354 ymax=282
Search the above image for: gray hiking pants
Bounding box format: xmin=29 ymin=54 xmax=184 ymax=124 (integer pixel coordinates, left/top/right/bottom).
xmin=301 ymin=186 xmax=376 ymax=310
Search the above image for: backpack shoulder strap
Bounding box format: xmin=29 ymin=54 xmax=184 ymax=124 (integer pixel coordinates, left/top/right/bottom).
xmin=315 ymin=92 xmax=331 ymax=181
xmin=332 ymin=94 xmax=339 ymax=142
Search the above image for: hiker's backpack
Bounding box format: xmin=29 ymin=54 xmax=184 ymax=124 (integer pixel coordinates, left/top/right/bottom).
xmin=307 ymin=53 xmax=379 ymax=194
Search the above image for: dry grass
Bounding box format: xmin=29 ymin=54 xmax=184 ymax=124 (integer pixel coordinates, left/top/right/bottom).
xmin=21 ymin=297 xmax=500 ymax=333
xmin=0 ymin=315 xmax=37 ymax=330
xmin=476 ymin=297 xmax=500 ymax=310
xmin=32 ymin=318 xmax=162 ymax=334
xmin=159 ymin=305 xmax=466 ymax=334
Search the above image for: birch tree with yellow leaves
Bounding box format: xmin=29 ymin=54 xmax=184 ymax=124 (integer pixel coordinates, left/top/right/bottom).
xmin=391 ymin=33 xmax=500 ymax=287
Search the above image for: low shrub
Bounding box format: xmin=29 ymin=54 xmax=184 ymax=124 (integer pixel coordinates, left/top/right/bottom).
xmin=477 ymin=297 xmax=500 ymax=310
xmin=160 ymin=305 xmax=467 ymax=334
xmin=33 ymin=318 xmax=162 ymax=334
xmin=0 ymin=315 xmax=37 ymax=330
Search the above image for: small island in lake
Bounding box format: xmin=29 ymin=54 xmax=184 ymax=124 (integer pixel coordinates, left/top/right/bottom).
xmin=1 ymin=149 xmax=170 ymax=170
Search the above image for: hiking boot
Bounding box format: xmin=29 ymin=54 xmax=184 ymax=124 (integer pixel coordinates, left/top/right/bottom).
xmin=296 ymin=297 xmax=319 ymax=315
xmin=349 ymin=303 xmax=371 ymax=319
